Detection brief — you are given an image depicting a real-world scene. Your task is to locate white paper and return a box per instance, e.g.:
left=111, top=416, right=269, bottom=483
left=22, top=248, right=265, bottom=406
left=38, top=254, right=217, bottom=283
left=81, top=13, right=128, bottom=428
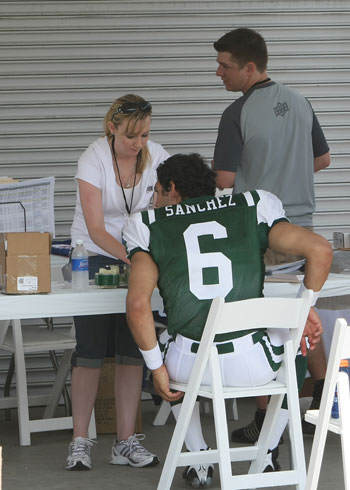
left=265, top=259, right=305, bottom=275
left=0, top=176, right=55, bottom=235
left=17, top=276, right=38, bottom=291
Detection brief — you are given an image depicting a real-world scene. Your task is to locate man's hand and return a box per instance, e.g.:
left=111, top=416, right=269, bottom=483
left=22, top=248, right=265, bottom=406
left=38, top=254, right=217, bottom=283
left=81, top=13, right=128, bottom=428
left=300, top=307, right=323, bottom=357
left=152, top=364, right=184, bottom=403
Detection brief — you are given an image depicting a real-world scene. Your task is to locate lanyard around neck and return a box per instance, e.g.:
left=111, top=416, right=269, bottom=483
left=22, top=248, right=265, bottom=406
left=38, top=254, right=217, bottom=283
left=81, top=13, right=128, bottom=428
left=111, top=135, right=137, bottom=216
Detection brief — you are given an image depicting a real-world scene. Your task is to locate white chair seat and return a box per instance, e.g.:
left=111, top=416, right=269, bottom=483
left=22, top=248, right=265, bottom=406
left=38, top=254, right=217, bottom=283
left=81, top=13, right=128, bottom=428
left=0, top=319, right=97, bottom=445
left=3, top=325, right=75, bottom=351
left=305, top=409, right=342, bottom=435
left=171, top=379, right=287, bottom=399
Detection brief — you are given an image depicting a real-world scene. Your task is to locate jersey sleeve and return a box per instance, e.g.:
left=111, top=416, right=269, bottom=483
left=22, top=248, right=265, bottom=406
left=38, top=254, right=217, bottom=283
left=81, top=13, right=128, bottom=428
left=123, top=212, right=151, bottom=258
left=255, top=190, right=289, bottom=228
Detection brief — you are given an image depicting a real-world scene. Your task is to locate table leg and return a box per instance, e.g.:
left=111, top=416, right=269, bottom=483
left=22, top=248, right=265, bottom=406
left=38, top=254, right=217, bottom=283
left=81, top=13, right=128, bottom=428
left=12, top=319, right=31, bottom=446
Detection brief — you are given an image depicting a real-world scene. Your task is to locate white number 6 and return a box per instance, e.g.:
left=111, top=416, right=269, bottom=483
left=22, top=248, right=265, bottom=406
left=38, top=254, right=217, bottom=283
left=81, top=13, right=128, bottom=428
left=183, top=221, right=233, bottom=300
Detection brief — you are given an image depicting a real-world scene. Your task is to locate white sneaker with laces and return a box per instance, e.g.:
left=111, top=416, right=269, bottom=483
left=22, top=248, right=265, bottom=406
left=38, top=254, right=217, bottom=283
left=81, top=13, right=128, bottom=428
left=109, top=433, right=159, bottom=468
left=65, top=436, right=95, bottom=471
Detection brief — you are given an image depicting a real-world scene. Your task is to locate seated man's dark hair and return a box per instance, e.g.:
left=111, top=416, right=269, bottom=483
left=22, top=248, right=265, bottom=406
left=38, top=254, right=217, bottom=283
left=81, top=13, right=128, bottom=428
left=214, top=27, right=268, bottom=72
left=157, top=153, right=216, bottom=199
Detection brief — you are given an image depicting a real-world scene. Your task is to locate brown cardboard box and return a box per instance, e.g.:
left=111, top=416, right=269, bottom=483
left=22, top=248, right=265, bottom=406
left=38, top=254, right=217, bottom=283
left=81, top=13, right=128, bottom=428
left=94, top=358, right=142, bottom=434
left=0, top=232, right=51, bottom=294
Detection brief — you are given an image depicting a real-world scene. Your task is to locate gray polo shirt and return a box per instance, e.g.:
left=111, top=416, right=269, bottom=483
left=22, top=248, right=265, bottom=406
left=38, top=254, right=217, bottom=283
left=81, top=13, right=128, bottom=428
left=214, top=81, right=329, bottom=226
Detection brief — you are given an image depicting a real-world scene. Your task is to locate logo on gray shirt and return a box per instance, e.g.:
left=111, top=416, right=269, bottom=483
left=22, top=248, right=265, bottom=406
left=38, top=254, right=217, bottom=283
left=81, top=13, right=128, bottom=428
left=274, top=102, right=289, bottom=117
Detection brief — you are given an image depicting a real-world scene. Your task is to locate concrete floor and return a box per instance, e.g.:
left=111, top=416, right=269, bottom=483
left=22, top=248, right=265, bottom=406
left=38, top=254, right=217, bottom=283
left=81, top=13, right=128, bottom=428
left=0, top=397, right=345, bottom=490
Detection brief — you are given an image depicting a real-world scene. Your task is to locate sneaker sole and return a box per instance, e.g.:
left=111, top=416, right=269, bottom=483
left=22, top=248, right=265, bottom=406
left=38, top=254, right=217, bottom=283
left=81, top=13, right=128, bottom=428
left=65, top=461, right=91, bottom=471
left=183, top=475, right=213, bottom=488
left=109, top=454, right=159, bottom=468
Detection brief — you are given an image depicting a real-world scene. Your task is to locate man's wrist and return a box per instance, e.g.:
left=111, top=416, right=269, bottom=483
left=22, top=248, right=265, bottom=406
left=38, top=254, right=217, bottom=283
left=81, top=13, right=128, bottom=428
left=296, top=282, right=320, bottom=307
left=139, top=343, right=163, bottom=371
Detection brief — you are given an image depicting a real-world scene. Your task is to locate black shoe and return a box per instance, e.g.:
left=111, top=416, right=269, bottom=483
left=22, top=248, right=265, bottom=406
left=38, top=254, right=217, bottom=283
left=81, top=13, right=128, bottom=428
left=183, top=449, right=214, bottom=488
left=231, top=408, right=284, bottom=444
left=302, top=379, right=324, bottom=435
left=231, top=408, right=266, bottom=443
left=263, top=446, right=281, bottom=472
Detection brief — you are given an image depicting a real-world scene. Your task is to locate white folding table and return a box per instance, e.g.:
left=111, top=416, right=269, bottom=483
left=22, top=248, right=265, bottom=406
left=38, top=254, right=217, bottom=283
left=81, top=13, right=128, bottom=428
left=0, top=282, right=163, bottom=444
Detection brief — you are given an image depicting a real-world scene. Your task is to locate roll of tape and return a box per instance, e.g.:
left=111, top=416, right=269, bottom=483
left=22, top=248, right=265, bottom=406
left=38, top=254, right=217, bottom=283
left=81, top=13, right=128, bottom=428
left=95, top=273, right=119, bottom=287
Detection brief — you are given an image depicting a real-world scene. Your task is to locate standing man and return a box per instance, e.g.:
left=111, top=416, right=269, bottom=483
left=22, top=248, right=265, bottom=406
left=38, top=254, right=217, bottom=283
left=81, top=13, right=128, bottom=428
left=213, top=28, right=331, bottom=440
left=124, top=153, right=332, bottom=488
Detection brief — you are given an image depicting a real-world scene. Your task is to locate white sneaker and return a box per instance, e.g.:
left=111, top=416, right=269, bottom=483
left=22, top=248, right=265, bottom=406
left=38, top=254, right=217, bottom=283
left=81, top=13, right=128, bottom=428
left=183, top=463, right=214, bottom=488
left=182, top=447, right=214, bottom=488
left=109, top=433, right=159, bottom=468
left=65, top=436, right=95, bottom=471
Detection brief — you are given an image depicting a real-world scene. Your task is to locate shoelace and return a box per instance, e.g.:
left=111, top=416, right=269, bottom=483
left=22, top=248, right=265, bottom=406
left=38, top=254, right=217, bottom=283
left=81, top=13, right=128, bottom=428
left=124, top=434, right=150, bottom=454
left=70, top=437, right=95, bottom=456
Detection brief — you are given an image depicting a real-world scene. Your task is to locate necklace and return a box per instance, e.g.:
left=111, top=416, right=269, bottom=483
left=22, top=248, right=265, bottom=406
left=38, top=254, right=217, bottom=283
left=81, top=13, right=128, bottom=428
left=111, top=135, right=137, bottom=215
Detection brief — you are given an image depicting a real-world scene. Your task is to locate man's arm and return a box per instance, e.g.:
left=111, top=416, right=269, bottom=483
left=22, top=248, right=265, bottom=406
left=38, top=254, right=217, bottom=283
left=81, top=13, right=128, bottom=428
left=314, top=151, right=331, bottom=172
left=126, top=251, right=183, bottom=402
left=215, top=169, right=236, bottom=190
left=126, top=251, right=159, bottom=350
left=268, top=222, right=333, bottom=355
left=268, top=222, right=332, bottom=291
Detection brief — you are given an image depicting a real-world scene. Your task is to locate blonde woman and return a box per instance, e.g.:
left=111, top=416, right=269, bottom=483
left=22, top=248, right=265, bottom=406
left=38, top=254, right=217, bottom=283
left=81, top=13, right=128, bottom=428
left=67, top=95, right=170, bottom=471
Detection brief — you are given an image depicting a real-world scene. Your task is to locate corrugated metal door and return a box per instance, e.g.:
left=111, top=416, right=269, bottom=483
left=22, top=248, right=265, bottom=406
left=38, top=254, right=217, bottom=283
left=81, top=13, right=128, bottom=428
left=0, top=0, right=349, bottom=392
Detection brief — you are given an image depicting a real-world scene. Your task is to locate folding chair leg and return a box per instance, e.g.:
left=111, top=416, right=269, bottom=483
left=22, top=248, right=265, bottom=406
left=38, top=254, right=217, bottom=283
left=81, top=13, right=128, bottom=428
left=152, top=400, right=172, bottom=426
left=225, top=398, right=239, bottom=420
left=4, top=354, right=15, bottom=421
left=88, top=408, right=97, bottom=439
left=209, top=353, right=232, bottom=488
left=249, top=393, right=284, bottom=474
left=338, top=372, right=350, bottom=490
left=157, top=397, right=198, bottom=490
left=43, top=349, right=73, bottom=419
left=12, top=319, right=31, bottom=446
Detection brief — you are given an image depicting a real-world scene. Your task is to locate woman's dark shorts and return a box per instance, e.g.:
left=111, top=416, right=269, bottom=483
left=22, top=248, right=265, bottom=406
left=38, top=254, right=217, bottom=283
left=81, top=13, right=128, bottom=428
left=71, top=254, right=143, bottom=368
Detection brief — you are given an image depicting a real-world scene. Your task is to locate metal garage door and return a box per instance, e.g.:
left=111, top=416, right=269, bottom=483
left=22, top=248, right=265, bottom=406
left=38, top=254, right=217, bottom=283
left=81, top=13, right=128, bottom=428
left=0, top=0, right=349, bottom=391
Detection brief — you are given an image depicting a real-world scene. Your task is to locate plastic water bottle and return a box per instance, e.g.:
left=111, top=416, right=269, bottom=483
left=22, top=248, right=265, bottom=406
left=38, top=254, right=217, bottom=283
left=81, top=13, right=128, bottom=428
left=71, top=239, right=89, bottom=291
left=331, top=389, right=339, bottom=419
left=331, top=358, right=350, bottom=419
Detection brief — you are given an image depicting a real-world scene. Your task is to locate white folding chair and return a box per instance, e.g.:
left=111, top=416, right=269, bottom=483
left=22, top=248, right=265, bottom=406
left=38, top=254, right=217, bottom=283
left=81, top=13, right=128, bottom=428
left=305, top=317, right=350, bottom=490
left=157, top=291, right=313, bottom=490
left=0, top=318, right=96, bottom=445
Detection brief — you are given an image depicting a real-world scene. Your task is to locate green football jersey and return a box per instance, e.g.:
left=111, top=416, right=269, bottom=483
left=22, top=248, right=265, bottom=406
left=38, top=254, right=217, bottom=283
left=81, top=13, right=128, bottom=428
left=124, top=190, right=288, bottom=341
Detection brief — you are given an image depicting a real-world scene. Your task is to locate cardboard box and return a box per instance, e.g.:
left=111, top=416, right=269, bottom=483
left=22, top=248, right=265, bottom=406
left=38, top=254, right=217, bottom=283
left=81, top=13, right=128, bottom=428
left=94, top=358, right=142, bottom=434
left=0, top=232, right=51, bottom=294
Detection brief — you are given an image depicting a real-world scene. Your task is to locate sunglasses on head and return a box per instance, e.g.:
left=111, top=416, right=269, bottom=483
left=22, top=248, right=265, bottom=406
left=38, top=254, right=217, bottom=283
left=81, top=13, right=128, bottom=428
left=114, top=101, right=152, bottom=116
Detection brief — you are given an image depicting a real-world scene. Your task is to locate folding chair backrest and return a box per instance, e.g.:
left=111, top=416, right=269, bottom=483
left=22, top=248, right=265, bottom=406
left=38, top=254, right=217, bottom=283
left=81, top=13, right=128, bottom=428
left=322, top=318, right=350, bottom=401
left=340, top=322, right=350, bottom=359
left=160, top=290, right=313, bottom=490
left=305, top=317, right=350, bottom=490
left=198, top=291, right=313, bottom=363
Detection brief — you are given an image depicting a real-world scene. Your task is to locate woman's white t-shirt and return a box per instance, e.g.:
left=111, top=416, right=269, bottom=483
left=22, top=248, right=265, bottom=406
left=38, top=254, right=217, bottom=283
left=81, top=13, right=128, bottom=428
left=71, top=136, right=170, bottom=258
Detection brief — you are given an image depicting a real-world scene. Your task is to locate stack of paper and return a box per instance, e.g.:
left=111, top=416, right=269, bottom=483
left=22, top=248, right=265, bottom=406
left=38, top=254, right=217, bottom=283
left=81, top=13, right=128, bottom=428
left=265, top=259, right=305, bottom=283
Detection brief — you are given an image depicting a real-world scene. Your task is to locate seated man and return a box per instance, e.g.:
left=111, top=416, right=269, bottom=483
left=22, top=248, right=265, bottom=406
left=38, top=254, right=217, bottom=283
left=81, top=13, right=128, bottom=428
left=124, top=153, right=332, bottom=488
